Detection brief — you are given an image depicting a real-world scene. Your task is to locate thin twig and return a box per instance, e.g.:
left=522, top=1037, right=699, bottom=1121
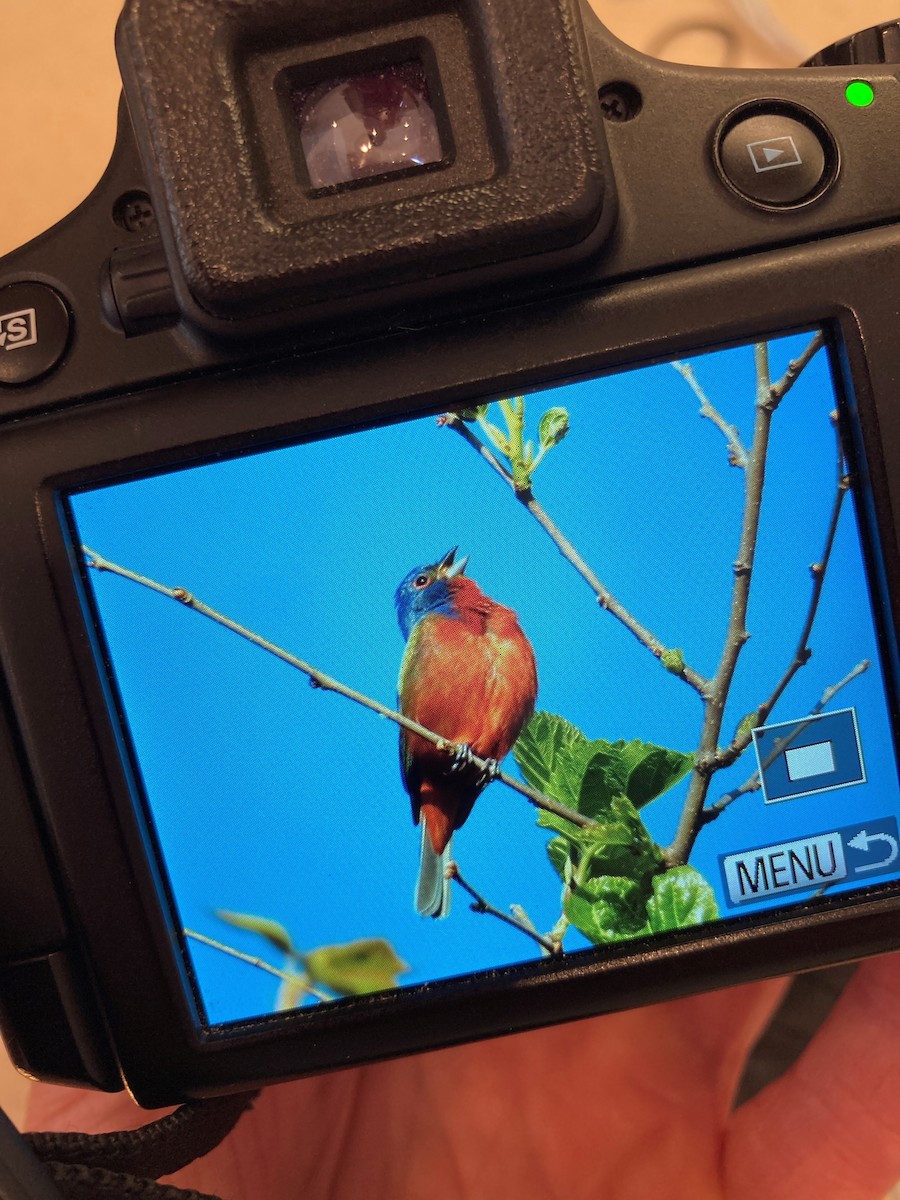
left=185, top=928, right=295, bottom=984
left=768, top=331, right=826, bottom=409
left=448, top=862, right=561, bottom=955
left=702, top=658, right=870, bottom=821
left=185, top=929, right=332, bottom=1002
left=82, top=546, right=594, bottom=831
left=673, top=360, right=749, bottom=468
left=438, top=415, right=712, bottom=698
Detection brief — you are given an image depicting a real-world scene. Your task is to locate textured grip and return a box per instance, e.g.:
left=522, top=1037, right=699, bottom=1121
left=804, top=20, right=900, bottom=66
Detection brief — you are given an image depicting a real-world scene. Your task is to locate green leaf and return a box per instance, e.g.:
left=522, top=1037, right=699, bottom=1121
left=564, top=876, right=649, bottom=944
left=579, top=809, right=660, bottom=883
left=546, top=835, right=571, bottom=880
left=305, top=939, right=410, bottom=997
left=579, top=742, right=692, bottom=816
left=541, top=799, right=660, bottom=886
left=626, top=747, right=694, bottom=809
left=215, top=910, right=297, bottom=956
left=515, top=712, right=594, bottom=814
left=645, top=867, right=719, bottom=932
left=537, top=808, right=587, bottom=840
left=542, top=811, right=634, bottom=852
left=538, top=406, right=570, bottom=449
left=564, top=867, right=718, bottom=946
left=517, top=714, right=691, bottom=821
left=577, top=748, right=627, bottom=819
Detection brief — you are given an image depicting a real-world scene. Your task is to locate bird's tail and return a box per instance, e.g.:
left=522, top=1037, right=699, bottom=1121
left=415, top=824, right=452, bottom=918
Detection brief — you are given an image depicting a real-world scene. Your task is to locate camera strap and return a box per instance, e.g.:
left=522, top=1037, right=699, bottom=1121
left=23, top=1090, right=259, bottom=1200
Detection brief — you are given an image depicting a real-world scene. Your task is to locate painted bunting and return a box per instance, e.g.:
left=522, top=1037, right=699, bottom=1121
left=395, top=548, right=538, bottom=917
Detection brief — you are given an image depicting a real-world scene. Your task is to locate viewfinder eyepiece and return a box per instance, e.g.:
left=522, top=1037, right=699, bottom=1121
left=292, top=61, right=445, bottom=190
left=116, top=0, right=612, bottom=336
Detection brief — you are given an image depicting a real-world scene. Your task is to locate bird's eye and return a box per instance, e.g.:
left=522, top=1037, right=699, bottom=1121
left=413, top=574, right=429, bottom=589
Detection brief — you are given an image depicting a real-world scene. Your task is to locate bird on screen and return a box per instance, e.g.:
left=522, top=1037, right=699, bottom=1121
left=395, top=547, right=538, bottom=918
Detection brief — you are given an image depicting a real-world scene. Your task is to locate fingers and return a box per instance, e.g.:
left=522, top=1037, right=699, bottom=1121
left=726, top=952, right=900, bottom=1200
left=662, top=975, right=792, bottom=1091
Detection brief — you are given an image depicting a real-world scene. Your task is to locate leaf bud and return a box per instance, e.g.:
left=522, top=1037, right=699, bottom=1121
left=457, top=404, right=489, bottom=423
left=734, top=710, right=760, bottom=742
left=661, top=648, right=685, bottom=675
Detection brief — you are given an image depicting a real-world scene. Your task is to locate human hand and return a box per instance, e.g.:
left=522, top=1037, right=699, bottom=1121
left=24, top=952, right=900, bottom=1200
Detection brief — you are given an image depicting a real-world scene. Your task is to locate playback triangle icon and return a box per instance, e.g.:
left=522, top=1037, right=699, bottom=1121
left=745, top=133, right=804, bottom=174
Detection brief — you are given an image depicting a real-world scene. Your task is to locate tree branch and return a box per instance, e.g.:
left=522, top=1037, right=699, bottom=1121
left=672, top=360, right=749, bottom=468
left=666, top=344, right=779, bottom=863
left=712, top=408, right=849, bottom=771
left=438, top=414, right=712, bottom=698
left=447, top=862, right=561, bottom=955
left=82, top=546, right=594, bottom=831
left=666, top=333, right=826, bottom=865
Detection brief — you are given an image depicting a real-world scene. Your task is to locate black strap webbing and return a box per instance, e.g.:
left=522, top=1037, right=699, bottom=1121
left=24, top=1091, right=259, bottom=1200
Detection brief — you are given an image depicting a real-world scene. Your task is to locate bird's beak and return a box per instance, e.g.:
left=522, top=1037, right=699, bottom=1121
left=437, top=546, right=468, bottom=578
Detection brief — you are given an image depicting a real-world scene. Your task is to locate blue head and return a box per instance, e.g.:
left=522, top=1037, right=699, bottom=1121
left=395, top=547, right=469, bottom=640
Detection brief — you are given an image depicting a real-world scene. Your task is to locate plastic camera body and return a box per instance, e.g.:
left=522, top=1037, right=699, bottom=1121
left=1, top=0, right=899, bottom=1107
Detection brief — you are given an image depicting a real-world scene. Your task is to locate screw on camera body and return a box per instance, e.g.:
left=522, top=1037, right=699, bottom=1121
left=114, top=191, right=157, bottom=234
left=598, top=81, right=642, bottom=122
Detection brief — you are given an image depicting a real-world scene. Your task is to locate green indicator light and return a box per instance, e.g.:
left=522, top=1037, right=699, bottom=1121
left=845, top=80, right=875, bottom=107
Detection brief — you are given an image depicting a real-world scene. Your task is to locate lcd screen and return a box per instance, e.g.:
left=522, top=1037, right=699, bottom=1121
left=65, top=329, right=900, bottom=1028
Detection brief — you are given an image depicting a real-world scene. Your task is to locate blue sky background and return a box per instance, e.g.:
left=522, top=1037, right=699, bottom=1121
left=66, top=331, right=900, bottom=1027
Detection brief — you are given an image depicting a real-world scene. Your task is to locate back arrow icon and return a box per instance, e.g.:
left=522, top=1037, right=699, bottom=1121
left=848, top=829, right=899, bottom=871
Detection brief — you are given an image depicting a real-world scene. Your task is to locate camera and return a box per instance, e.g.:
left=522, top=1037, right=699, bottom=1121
left=1, top=0, right=899, bottom=1107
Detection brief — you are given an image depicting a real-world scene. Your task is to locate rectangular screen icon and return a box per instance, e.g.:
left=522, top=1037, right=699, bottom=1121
left=752, top=708, right=865, bottom=803
left=785, top=740, right=836, bottom=782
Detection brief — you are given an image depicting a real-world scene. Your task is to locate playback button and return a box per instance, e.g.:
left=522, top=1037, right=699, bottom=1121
left=715, top=103, right=837, bottom=209
left=0, top=282, right=71, bottom=386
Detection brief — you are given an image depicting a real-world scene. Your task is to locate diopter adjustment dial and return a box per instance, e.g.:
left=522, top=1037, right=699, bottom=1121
left=804, top=20, right=900, bottom=66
